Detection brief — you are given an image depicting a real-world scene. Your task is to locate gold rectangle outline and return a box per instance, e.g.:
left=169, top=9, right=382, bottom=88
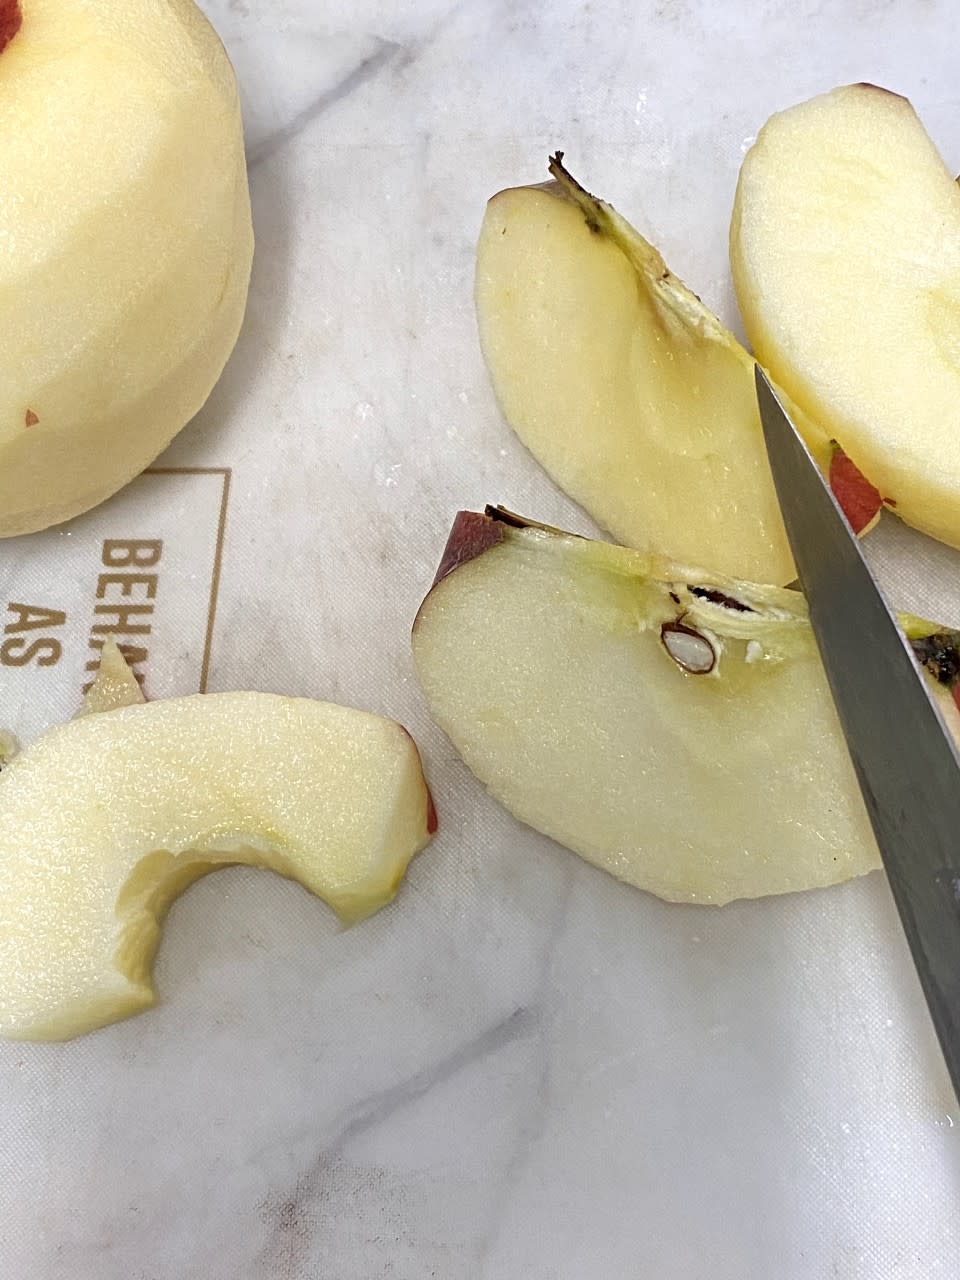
left=142, top=466, right=232, bottom=693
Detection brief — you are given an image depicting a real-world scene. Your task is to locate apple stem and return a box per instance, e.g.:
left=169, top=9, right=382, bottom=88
left=547, top=153, right=607, bottom=234
left=485, top=505, right=575, bottom=538
left=430, top=511, right=506, bottom=588
left=0, top=0, right=21, bottom=55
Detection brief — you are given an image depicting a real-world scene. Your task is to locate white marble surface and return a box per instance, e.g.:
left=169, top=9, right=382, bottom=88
left=3, top=1, right=960, bottom=1276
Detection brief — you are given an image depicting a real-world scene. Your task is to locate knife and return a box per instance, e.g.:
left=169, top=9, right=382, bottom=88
left=754, top=365, right=960, bottom=1101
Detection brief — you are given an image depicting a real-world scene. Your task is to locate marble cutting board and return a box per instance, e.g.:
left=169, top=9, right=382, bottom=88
left=1, top=1, right=959, bottom=1276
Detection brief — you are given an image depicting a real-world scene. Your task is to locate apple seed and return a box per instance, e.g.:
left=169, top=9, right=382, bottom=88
left=660, top=621, right=716, bottom=674
left=687, top=585, right=754, bottom=613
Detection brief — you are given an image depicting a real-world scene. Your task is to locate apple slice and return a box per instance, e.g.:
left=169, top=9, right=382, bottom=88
left=475, top=156, right=833, bottom=584
left=413, top=508, right=960, bottom=906
left=731, top=84, right=960, bottom=550
left=0, top=693, right=435, bottom=1041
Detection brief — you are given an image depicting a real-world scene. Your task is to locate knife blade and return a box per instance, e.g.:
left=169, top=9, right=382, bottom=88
left=754, top=365, right=960, bottom=1100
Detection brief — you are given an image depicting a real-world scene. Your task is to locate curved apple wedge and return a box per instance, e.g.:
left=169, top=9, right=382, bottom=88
left=414, top=509, right=960, bottom=907
left=0, top=694, right=435, bottom=1041
left=732, top=84, right=960, bottom=549
left=476, top=157, right=832, bottom=584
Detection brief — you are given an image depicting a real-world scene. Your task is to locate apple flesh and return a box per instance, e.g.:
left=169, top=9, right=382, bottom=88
left=731, top=84, right=960, bottom=551
left=413, top=508, right=960, bottom=906
left=475, top=156, right=834, bottom=584
left=0, top=0, right=253, bottom=536
left=0, top=693, right=435, bottom=1040
left=77, top=638, right=146, bottom=717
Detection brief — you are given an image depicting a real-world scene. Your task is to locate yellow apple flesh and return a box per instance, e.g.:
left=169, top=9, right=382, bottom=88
left=413, top=509, right=960, bottom=906
left=475, top=158, right=831, bottom=584
left=0, top=0, right=253, bottom=536
left=0, top=694, right=435, bottom=1040
left=732, top=84, right=960, bottom=550
left=77, top=637, right=146, bottom=716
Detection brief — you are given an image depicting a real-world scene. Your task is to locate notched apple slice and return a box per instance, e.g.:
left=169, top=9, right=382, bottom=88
left=414, top=509, right=960, bottom=907
left=476, top=155, right=833, bottom=584
left=0, top=694, right=435, bottom=1041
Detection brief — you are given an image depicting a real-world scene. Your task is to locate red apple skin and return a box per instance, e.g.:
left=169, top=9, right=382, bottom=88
left=413, top=511, right=505, bottom=642
left=829, top=445, right=884, bottom=535
left=854, top=82, right=909, bottom=103
left=431, top=510, right=505, bottom=588
left=0, top=0, right=21, bottom=54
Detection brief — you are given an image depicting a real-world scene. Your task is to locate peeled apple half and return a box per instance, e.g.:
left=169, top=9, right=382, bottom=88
left=413, top=508, right=960, bottom=906
left=0, top=0, right=254, bottom=536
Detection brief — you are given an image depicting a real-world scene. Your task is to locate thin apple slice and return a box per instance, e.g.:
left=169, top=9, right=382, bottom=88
left=0, top=693, right=435, bottom=1041
left=475, top=157, right=833, bottom=584
left=413, top=508, right=960, bottom=906
left=731, top=84, right=960, bottom=550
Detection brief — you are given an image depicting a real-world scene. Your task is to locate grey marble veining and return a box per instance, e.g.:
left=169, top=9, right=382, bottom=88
left=2, top=1, right=960, bottom=1276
